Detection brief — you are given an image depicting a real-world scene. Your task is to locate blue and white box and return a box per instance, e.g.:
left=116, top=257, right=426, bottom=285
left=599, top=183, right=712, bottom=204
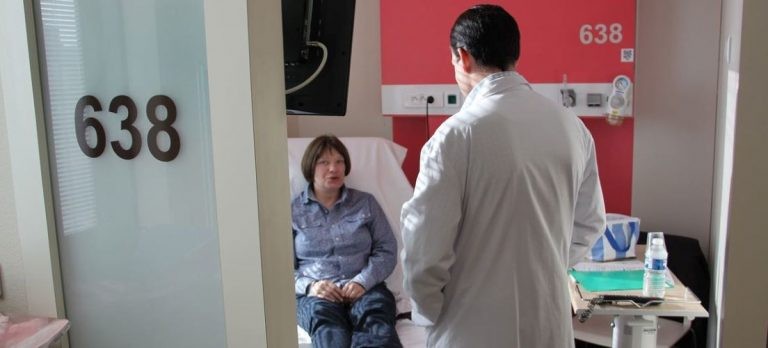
left=588, top=213, right=640, bottom=262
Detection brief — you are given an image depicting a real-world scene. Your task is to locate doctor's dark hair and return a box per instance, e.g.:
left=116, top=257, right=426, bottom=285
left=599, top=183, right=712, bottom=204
left=301, top=134, right=351, bottom=182
left=450, top=4, right=520, bottom=71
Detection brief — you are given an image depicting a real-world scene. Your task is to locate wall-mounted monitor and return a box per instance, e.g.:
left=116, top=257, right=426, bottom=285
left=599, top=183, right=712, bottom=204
left=282, top=0, right=356, bottom=116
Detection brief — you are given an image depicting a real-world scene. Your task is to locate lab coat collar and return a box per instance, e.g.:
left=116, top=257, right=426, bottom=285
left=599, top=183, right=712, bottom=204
left=461, top=71, right=531, bottom=111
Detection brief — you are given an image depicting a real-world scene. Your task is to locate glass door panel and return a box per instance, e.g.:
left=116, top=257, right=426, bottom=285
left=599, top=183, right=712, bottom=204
left=34, top=0, right=227, bottom=346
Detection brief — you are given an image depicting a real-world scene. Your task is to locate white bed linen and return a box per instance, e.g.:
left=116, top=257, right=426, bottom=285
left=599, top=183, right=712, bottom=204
left=297, top=320, right=426, bottom=348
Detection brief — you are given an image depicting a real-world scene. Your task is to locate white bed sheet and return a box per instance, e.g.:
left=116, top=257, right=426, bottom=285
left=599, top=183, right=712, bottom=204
left=297, top=320, right=426, bottom=348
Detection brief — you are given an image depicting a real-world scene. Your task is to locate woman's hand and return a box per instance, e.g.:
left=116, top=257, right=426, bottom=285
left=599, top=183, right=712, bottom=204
left=309, top=280, right=344, bottom=303
left=342, top=282, right=366, bottom=303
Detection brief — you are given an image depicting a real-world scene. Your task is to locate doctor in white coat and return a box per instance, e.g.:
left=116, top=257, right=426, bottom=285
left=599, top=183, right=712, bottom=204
left=401, top=5, right=606, bottom=348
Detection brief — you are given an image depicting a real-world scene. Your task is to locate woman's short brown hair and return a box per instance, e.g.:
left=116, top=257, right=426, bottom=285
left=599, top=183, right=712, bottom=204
left=301, top=135, right=351, bottom=182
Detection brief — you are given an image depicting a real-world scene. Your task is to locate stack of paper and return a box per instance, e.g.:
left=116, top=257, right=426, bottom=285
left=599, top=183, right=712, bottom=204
left=572, top=260, right=644, bottom=272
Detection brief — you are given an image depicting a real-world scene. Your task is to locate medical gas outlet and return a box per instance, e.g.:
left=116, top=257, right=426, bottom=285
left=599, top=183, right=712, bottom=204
left=606, top=75, right=632, bottom=116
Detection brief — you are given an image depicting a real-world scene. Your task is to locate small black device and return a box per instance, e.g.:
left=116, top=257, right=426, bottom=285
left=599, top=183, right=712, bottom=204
left=282, top=0, right=356, bottom=116
left=598, top=295, right=664, bottom=306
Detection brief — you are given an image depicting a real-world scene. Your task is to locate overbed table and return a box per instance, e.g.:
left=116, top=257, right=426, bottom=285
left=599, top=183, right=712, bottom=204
left=569, top=247, right=708, bottom=348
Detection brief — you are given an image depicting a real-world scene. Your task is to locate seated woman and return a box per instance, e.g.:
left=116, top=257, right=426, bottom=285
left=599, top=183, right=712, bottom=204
left=292, top=135, right=402, bottom=348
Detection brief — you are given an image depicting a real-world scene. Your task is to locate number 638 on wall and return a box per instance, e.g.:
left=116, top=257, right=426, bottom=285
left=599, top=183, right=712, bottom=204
left=74, top=95, right=180, bottom=162
left=579, top=23, right=623, bottom=45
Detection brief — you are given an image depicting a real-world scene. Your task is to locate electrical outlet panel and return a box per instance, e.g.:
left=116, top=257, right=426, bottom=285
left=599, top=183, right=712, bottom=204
left=384, top=83, right=632, bottom=117
left=403, top=93, right=443, bottom=108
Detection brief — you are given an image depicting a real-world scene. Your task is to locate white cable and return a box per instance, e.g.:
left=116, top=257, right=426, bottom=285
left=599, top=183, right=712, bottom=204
left=286, top=41, right=328, bottom=94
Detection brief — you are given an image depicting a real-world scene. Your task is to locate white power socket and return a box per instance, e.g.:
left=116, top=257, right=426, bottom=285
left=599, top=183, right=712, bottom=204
left=403, top=93, right=443, bottom=108
left=382, top=84, right=463, bottom=115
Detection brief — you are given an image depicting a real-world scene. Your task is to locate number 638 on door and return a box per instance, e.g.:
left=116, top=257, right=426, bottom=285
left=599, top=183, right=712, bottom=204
left=74, top=95, right=180, bottom=162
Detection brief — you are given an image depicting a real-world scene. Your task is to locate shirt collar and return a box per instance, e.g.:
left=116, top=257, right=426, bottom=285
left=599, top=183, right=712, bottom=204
left=461, top=71, right=531, bottom=111
left=302, top=183, right=349, bottom=206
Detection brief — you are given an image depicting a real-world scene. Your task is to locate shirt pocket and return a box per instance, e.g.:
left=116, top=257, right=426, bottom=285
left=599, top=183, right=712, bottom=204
left=294, top=218, right=326, bottom=242
left=346, top=210, right=371, bottom=224
left=296, top=218, right=323, bottom=230
left=342, top=211, right=372, bottom=236
left=337, top=211, right=372, bottom=253
left=294, top=218, right=330, bottom=258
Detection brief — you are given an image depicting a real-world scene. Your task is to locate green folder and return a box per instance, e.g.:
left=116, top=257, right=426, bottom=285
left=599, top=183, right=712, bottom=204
left=569, top=270, right=645, bottom=292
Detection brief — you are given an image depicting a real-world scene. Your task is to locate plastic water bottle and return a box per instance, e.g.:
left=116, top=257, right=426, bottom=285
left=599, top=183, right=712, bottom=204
left=643, top=238, right=668, bottom=298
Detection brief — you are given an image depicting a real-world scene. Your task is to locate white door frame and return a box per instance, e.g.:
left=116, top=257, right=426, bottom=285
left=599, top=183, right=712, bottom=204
left=205, top=0, right=297, bottom=346
left=0, top=0, right=64, bottom=319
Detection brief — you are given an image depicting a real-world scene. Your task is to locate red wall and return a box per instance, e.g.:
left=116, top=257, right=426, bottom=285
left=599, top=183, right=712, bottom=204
left=382, top=0, right=636, bottom=214
left=381, top=0, right=636, bottom=84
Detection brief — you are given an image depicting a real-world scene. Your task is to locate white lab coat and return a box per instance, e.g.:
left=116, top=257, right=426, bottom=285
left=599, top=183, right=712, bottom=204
left=401, top=71, right=606, bottom=348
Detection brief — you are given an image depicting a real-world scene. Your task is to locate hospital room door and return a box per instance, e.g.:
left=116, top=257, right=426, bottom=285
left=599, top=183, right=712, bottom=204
left=28, top=0, right=294, bottom=346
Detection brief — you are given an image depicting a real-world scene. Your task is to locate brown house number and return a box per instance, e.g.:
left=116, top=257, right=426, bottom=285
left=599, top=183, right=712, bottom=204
left=74, top=95, right=180, bottom=162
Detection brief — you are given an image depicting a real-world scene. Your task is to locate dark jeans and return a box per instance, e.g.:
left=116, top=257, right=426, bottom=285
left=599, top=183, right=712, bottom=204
left=296, top=283, right=403, bottom=348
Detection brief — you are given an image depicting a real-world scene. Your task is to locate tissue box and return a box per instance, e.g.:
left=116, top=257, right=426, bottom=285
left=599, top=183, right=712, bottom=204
left=588, top=213, right=640, bottom=261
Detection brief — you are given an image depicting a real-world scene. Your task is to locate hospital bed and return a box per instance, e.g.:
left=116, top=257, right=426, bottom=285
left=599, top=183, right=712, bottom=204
left=287, top=137, right=427, bottom=348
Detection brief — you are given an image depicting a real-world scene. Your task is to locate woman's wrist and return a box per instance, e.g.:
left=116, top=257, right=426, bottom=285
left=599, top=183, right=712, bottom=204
left=306, top=280, right=316, bottom=295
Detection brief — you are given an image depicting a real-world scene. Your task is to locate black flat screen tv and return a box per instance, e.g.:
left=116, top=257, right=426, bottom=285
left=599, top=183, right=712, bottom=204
left=282, top=0, right=356, bottom=116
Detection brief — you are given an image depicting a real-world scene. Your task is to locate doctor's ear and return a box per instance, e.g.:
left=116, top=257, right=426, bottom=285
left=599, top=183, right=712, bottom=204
left=454, top=47, right=473, bottom=73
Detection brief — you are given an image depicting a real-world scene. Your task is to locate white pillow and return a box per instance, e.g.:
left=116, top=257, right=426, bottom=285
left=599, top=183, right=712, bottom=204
left=287, top=137, right=414, bottom=314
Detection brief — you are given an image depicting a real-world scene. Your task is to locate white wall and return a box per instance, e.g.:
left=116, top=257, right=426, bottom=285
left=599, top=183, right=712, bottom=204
left=719, top=0, right=768, bottom=345
left=208, top=0, right=297, bottom=345
left=0, top=72, right=28, bottom=314
left=1, top=0, right=63, bottom=318
left=633, top=0, right=722, bottom=257
left=287, top=0, right=392, bottom=139
left=709, top=0, right=742, bottom=343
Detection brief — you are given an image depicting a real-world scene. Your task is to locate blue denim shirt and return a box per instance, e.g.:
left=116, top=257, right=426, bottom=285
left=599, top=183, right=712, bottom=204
left=292, top=185, right=397, bottom=295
